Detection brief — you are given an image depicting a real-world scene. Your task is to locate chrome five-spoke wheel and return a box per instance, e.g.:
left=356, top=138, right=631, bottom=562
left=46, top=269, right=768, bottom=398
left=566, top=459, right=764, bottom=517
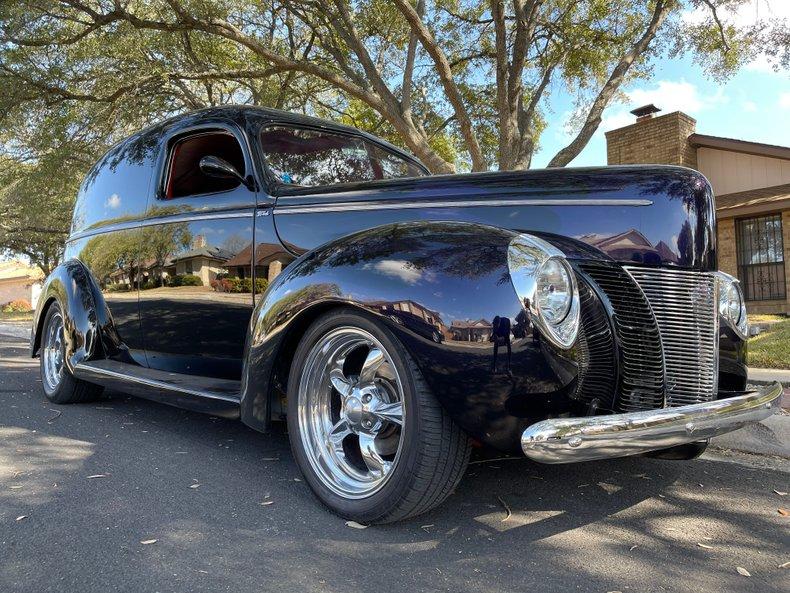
left=288, top=309, right=471, bottom=523
left=42, top=310, right=65, bottom=393
left=297, top=327, right=405, bottom=498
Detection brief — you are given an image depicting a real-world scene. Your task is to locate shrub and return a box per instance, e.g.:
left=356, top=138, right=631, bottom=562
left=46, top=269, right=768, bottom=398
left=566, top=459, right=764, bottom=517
left=141, top=280, right=158, bottom=290
left=1, top=299, right=32, bottom=313
left=210, top=276, right=268, bottom=293
left=170, top=274, right=203, bottom=287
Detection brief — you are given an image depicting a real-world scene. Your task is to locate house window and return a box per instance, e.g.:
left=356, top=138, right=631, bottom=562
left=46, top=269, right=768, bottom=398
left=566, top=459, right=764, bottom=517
left=735, top=214, right=786, bottom=301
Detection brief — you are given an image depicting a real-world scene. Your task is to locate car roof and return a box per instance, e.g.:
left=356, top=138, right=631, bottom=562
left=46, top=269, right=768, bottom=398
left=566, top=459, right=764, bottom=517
left=121, top=105, right=424, bottom=170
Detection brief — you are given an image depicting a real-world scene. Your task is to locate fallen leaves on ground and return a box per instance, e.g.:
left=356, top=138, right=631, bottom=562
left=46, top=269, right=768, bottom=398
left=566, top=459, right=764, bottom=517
left=260, top=501, right=274, bottom=506
left=497, top=496, right=512, bottom=522
left=775, top=490, right=788, bottom=496
left=697, top=543, right=714, bottom=549
left=86, top=474, right=107, bottom=479
left=140, top=539, right=157, bottom=545
left=345, top=521, right=368, bottom=529
left=15, top=515, right=27, bottom=522
left=736, top=567, right=751, bottom=577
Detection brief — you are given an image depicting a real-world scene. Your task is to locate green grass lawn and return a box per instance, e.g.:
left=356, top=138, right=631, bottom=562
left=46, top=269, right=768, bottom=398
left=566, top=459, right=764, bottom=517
left=748, top=318, right=790, bottom=370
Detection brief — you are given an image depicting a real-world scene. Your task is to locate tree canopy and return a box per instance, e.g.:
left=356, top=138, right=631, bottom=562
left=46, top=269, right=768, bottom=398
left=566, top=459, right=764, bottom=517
left=0, top=0, right=785, bottom=272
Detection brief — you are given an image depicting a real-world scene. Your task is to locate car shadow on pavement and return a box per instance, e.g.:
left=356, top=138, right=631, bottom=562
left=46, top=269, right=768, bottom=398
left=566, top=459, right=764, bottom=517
left=1, top=336, right=787, bottom=593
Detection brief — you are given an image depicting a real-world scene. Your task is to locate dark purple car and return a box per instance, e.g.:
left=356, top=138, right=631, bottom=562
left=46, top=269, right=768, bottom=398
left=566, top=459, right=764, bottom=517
left=31, top=106, right=782, bottom=523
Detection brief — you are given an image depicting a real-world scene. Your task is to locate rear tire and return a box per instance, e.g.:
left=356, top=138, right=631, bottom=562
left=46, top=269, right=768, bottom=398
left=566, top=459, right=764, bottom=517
left=39, top=302, right=103, bottom=404
left=287, top=308, right=471, bottom=524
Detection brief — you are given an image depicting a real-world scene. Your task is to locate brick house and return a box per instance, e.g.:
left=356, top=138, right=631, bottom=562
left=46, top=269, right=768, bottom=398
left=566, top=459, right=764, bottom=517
left=606, top=105, right=790, bottom=315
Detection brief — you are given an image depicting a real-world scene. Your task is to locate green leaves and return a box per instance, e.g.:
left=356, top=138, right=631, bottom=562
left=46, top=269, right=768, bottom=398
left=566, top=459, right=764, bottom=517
left=0, top=1, right=782, bottom=266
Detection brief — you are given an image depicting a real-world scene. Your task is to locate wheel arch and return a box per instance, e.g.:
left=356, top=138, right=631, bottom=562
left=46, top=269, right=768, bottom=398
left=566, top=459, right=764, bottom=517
left=238, top=220, right=529, bottom=437
left=30, top=259, right=109, bottom=371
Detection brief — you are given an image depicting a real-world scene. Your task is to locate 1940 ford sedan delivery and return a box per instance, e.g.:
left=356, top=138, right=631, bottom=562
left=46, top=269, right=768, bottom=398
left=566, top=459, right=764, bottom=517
left=31, top=106, right=783, bottom=523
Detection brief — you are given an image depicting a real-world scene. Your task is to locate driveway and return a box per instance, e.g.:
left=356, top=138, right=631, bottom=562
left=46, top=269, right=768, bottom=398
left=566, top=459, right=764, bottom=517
left=0, top=334, right=787, bottom=593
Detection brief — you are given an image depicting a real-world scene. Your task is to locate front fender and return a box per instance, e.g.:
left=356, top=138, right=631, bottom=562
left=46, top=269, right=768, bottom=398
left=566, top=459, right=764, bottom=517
left=31, top=259, right=110, bottom=371
left=241, top=221, right=582, bottom=452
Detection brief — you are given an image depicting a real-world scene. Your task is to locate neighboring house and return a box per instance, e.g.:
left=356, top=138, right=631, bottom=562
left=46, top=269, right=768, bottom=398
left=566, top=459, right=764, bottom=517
left=451, top=319, right=492, bottom=342
left=168, top=244, right=233, bottom=286
left=0, top=260, right=43, bottom=308
left=224, top=243, right=296, bottom=283
left=606, top=105, right=790, bottom=315
left=579, top=228, right=678, bottom=264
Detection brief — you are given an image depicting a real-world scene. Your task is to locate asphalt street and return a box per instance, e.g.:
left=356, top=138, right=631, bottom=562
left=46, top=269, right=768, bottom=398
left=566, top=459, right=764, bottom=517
left=0, top=332, right=788, bottom=593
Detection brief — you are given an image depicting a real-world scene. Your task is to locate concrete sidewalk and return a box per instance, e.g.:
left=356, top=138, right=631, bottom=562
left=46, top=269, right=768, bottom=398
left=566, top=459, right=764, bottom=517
left=748, top=366, right=790, bottom=386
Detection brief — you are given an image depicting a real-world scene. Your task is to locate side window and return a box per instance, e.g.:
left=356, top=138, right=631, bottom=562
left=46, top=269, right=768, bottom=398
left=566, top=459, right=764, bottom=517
left=259, top=126, right=425, bottom=188
left=71, top=132, right=159, bottom=234
left=165, top=131, right=245, bottom=199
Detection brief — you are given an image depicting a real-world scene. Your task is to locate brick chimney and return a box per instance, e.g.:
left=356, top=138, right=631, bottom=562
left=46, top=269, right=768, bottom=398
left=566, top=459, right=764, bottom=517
left=605, top=106, right=697, bottom=168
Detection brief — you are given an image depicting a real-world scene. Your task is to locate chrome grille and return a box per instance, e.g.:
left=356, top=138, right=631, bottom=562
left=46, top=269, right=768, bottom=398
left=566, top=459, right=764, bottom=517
left=574, top=279, right=617, bottom=411
left=625, top=267, right=718, bottom=407
left=577, top=262, right=665, bottom=413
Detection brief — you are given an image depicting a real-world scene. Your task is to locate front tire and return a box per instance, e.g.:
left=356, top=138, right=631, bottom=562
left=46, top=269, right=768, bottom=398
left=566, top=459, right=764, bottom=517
left=287, top=308, right=471, bottom=524
left=39, top=302, right=103, bottom=404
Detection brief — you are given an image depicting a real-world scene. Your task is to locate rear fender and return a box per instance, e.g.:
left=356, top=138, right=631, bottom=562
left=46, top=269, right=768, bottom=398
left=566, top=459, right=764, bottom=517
left=31, top=260, right=111, bottom=371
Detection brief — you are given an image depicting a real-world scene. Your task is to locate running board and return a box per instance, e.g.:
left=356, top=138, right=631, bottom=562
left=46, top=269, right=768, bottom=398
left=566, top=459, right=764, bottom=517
left=73, top=360, right=241, bottom=418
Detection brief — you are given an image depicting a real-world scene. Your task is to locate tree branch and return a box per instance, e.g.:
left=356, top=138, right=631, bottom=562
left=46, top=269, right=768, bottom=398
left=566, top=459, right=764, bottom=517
left=393, top=0, right=486, bottom=171
left=547, top=0, right=673, bottom=167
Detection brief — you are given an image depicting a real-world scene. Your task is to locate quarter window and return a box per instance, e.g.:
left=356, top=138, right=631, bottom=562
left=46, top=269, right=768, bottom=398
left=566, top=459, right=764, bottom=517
left=259, top=126, right=425, bottom=187
left=735, top=213, right=786, bottom=301
left=165, top=131, right=245, bottom=198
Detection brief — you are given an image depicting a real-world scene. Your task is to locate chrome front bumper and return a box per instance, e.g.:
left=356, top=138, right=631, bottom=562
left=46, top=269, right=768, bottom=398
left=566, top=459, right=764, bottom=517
left=521, top=382, right=783, bottom=463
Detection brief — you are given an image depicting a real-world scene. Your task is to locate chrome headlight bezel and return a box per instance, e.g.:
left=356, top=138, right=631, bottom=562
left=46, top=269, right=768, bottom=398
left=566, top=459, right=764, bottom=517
left=507, top=234, right=580, bottom=349
left=715, top=271, right=748, bottom=339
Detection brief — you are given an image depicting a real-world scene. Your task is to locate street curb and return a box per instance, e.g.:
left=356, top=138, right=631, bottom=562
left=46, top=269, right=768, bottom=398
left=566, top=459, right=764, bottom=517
left=710, top=413, right=790, bottom=459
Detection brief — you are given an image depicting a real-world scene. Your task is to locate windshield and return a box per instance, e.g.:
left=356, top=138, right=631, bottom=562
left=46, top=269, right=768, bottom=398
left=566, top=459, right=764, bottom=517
left=259, top=126, right=426, bottom=188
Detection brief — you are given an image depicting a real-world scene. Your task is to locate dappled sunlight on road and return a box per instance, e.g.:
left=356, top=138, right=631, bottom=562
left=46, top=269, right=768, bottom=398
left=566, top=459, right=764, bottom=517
left=0, top=426, right=95, bottom=507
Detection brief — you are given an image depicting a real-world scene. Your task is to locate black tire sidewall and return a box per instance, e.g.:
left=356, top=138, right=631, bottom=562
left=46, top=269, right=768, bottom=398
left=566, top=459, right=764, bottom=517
left=287, top=309, right=429, bottom=523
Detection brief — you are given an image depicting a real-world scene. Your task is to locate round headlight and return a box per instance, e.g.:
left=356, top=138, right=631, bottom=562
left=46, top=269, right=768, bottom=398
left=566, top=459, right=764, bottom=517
left=536, top=258, right=572, bottom=324
left=721, top=283, right=742, bottom=323
left=716, top=272, right=748, bottom=339
left=507, top=234, right=580, bottom=350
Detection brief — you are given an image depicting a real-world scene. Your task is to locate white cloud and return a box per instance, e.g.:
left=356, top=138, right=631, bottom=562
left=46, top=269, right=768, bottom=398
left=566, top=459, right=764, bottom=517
left=779, top=92, right=790, bottom=109
left=365, top=259, right=423, bottom=284
left=598, top=80, right=728, bottom=134
left=683, top=1, right=790, bottom=74
left=105, top=193, right=121, bottom=209
left=626, top=80, right=728, bottom=115
left=682, top=0, right=790, bottom=27
left=742, top=100, right=758, bottom=112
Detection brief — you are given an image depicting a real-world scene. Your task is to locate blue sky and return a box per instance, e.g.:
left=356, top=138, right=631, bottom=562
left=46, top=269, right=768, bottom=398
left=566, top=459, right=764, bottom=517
left=532, top=3, right=790, bottom=168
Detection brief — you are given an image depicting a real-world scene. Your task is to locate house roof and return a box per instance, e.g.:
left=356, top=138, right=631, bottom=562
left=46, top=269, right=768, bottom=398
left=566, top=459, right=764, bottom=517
left=716, top=183, right=790, bottom=217
left=224, top=243, right=295, bottom=268
left=580, top=228, right=653, bottom=249
left=0, top=260, right=43, bottom=282
left=451, top=318, right=491, bottom=329
left=689, top=134, right=790, bottom=161
left=169, top=246, right=234, bottom=263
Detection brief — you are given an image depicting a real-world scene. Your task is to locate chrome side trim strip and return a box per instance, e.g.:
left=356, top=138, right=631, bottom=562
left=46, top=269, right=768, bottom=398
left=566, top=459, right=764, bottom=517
left=74, top=362, right=240, bottom=403
left=275, top=198, right=652, bottom=215
left=67, top=210, right=254, bottom=242
left=521, top=381, right=783, bottom=463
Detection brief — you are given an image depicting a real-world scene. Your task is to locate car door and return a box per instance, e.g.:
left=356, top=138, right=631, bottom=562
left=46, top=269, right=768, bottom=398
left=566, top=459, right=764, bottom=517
left=138, top=121, right=258, bottom=380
